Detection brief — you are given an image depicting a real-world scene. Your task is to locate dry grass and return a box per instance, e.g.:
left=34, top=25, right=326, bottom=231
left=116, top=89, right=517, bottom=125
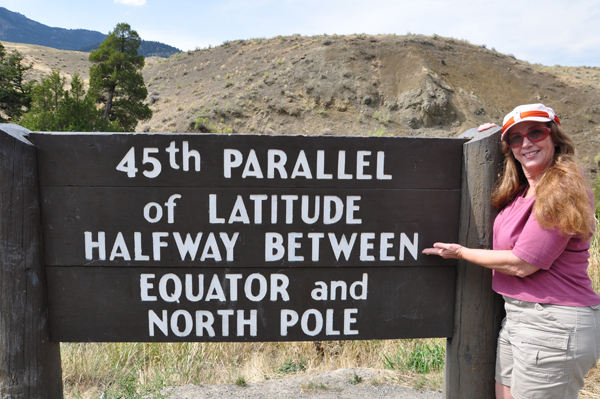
left=61, top=339, right=444, bottom=398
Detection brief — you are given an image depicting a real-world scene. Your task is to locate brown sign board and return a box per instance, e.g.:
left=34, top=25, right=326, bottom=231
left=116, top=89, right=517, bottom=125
left=29, top=133, right=467, bottom=342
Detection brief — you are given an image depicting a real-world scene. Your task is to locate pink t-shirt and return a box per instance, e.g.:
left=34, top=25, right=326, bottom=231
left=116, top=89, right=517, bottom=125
left=492, top=190, right=600, bottom=306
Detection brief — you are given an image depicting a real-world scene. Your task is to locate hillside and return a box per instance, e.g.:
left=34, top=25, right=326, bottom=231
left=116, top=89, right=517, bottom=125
left=0, top=7, right=180, bottom=57
left=138, top=34, right=600, bottom=176
left=4, top=33, right=600, bottom=177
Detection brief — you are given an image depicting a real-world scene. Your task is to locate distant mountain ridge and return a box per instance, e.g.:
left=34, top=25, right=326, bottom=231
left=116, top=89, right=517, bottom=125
left=0, top=7, right=180, bottom=57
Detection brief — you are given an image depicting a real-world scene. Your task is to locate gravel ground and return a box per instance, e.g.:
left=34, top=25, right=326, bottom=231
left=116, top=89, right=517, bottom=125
left=163, top=369, right=443, bottom=399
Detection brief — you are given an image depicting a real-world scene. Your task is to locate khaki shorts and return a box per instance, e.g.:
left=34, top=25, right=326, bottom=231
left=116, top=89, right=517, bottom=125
left=496, top=296, right=600, bottom=399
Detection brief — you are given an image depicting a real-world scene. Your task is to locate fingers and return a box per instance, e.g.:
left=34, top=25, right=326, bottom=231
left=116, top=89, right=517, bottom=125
left=477, top=123, right=498, bottom=132
left=422, top=243, right=461, bottom=259
left=421, top=248, right=440, bottom=255
left=422, top=242, right=451, bottom=255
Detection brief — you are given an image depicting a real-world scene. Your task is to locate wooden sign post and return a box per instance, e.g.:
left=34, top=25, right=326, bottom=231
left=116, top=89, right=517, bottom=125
left=0, top=125, right=63, bottom=399
left=0, top=126, right=503, bottom=399
left=444, top=127, right=504, bottom=399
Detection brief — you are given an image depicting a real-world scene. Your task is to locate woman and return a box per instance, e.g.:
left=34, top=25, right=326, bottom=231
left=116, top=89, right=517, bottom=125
left=423, top=103, right=600, bottom=399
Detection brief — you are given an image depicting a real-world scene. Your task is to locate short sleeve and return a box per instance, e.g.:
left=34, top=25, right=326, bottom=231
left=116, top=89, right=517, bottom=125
left=511, top=211, right=571, bottom=270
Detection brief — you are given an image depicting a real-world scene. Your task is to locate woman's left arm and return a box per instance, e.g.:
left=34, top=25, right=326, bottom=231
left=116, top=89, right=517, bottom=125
left=422, top=243, right=540, bottom=278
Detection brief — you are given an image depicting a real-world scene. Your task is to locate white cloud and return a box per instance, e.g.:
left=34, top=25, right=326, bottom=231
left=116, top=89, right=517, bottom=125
left=114, top=0, right=147, bottom=6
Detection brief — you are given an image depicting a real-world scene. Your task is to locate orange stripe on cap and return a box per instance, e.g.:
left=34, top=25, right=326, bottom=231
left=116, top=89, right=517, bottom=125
left=501, top=110, right=561, bottom=134
left=501, top=117, right=516, bottom=133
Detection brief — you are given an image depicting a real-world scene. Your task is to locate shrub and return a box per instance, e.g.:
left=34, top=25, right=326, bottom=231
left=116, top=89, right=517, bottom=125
left=235, top=376, right=246, bottom=387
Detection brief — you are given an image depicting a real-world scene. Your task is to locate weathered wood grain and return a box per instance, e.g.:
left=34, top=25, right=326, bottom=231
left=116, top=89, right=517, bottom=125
left=0, top=125, right=63, bottom=399
left=443, top=126, right=505, bottom=399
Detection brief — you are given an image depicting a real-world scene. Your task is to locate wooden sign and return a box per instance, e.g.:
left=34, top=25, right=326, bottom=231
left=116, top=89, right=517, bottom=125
left=30, top=133, right=467, bottom=342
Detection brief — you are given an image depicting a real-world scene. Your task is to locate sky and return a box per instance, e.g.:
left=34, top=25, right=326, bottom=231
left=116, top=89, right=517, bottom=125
left=3, top=0, right=600, bottom=67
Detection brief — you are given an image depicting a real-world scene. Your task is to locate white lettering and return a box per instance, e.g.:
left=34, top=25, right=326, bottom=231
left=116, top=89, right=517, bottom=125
left=110, top=232, right=131, bottom=261
left=291, top=150, right=312, bottom=179
left=359, top=232, right=375, bottom=261
left=244, top=273, right=268, bottom=302
left=323, top=196, right=344, bottom=224
left=316, top=150, right=333, bottom=179
left=85, top=231, right=106, bottom=260
left=200, top=232, right=221, bottom=261
left=377, top=151, right=392, bottom=180
left=228, top=195, right=251, bottom=224
left=217, top=309, right=234, bottom=336
left=267, top=149, right=287, bottom=179
left=350, top=274, right=368, bottom=300
left=173, top=232, right=202, bottom=260
left=337, top=151, right=352, bottom=179
left=356, top=151, right=372, bottom=179
left=148, top=310, right=168, bottom=337
left=265, top=232, right=285, bottom=261
left=326, top=309, right=340, bottom=335
left=242, top=149, right=264, bottom=178
left=159, top=273, right=182, bottom=303
left=185, top=274, right=204, bottom=301
left=288, top=232, right=304, bottom=261
left=140, top=274, right=157, bottom=301
left=237, top=309, right=257, bottom=336
left=301, top=309, right=323, bottom=336
left=400, top=232, right=419, bottom=261
left=209, top=194, right=225, bottom=224
left=166, top=141, right=180, bottom=169
left=328, top=233, right=357, bottom=261
left=280, top=310, right=299, bottom=336
left=344, top=309, right=359, bottom=335
left=182, top=141, right=201, bottom=172
left=152, top=232, right=169, bottom=260
left=205, top=275, right=226, bottom=301
left=164, top=194, right=181, bottom=224
left=143, top=202, right=163, bottom=223
left=195, top=310, right=215, bottom=337
left=134, top=232, right=150, bottom=261
left=223, top=149, right=243, bottom=178
left=171, top=310, right=193, bottom=337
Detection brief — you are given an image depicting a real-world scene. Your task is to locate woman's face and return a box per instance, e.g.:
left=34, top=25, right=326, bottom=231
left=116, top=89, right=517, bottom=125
left=508, top=120, right=556, bottom=182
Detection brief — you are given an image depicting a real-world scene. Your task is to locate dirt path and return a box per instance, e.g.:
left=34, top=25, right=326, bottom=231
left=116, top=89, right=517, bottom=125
left=164, top=369, right=443, bottom=399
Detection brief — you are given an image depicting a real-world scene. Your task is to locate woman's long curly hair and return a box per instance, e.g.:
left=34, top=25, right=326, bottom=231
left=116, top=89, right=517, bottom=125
left=491, top=122, right=594, bottom=237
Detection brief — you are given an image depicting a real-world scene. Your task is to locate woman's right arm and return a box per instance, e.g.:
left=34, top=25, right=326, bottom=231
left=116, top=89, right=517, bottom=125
left=422, top=243, right=540, bottom=278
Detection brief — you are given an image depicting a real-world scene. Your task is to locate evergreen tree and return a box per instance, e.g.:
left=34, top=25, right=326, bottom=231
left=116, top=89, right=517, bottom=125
left=20, top=69, right=119, bottom=132
left=89, top=23, right=152, bottom=131
left=0, top=43, right=34, bottom=122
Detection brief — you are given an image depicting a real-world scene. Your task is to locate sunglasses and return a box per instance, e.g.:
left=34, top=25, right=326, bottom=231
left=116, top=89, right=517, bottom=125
left=505, top=126, right=551, bottom=148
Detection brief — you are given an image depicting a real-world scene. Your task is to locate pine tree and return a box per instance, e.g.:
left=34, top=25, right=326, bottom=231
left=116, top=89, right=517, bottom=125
left=0, top=43, right=34, bottom=122
left=88, top=23, right=152, bottom=131
left=20, top=69, right=119, bottom=132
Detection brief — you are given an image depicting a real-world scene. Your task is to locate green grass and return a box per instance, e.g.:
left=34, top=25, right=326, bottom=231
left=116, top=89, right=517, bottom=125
left=234, top=375, right=247, bottom=387
left=101, top=371, right=170, bottom=399
left=372, top=110, right=390, bottom=124
left=383, top=340, right=445, bottom=374
left=368, top=127, right=387, bottom=136
left=349, top=371, right=363, bottom=385
left=277, top=358, right=307, bottom=375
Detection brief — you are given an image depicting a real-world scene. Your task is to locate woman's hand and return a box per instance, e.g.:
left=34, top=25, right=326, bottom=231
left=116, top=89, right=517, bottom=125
left=477, top=123, right=498, bottom=132
left=422, top=243, right=540, bottom=278
left=422, top=243, right=465, bottom=259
